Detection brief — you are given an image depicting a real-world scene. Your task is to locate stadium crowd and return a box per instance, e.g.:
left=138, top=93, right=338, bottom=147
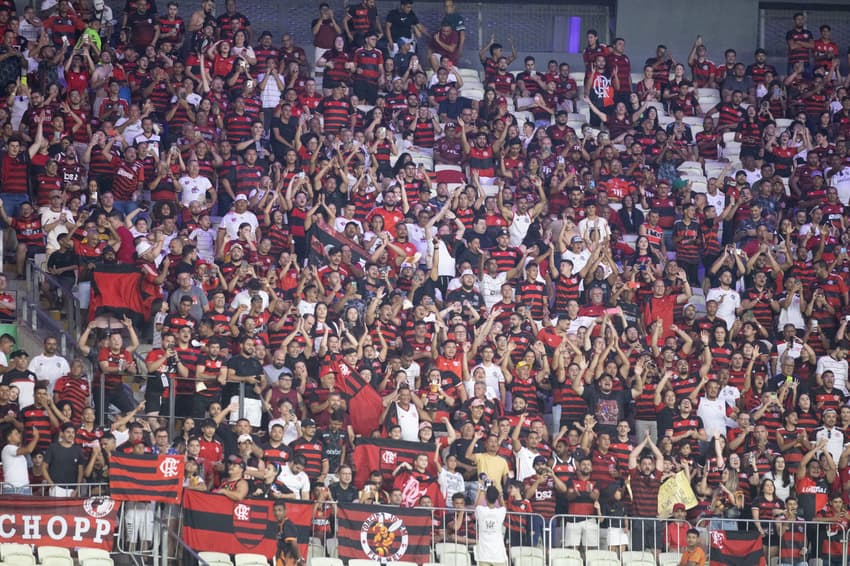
left=2, top=0, right=850, bottom=562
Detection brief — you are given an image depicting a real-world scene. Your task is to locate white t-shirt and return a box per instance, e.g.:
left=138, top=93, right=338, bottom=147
left=178, top=175, right=213, bottom=207
left=514, top=446, right=539, bottom=482
left=1, top=444, right=29, bottom=487
left=475, top=505, right=508, bottom=563
left=277, top=465, right=311, bottom=499
left=396, top=402, right=420, bottom=442
left=481, top=272, right=507, bottom=311
left=189, top=227, right=217, bottom=263
left=220, top=210, right=259, bottom=241
left=474, top=362, right=505, bottom=400
left=816, top=355, right=850, bottom=395
left=706, top=287, right=740, bottom=330
left=28, top=354, right=70, bottom=393
left=697, top=396, right=729, bottom=439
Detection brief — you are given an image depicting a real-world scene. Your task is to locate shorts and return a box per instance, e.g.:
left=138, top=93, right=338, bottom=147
left=123, top=502, right=155, bottom=544
left=606, top=527, right=630, bottom=547
left=564, top=518, right=599, bottom=548
left=229, top=395, right=263, bottom=428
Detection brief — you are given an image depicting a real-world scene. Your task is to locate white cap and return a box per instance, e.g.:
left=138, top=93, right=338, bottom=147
left=135, top=240, right=153, bottom=256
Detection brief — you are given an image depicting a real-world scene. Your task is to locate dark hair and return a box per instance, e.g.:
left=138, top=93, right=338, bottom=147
left=485, top=485, right=499, bottom=504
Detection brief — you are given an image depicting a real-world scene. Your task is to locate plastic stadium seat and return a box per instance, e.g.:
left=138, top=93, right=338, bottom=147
left=234, top=554, right=269, bottom=566
left=435, top=542, right=468, bottom=558
left=658, top=552, right=682, bottom=566
left=775, top=118, right=793, bottom=129
left=439, top=551, right=471, bottom=566
left=509, top=545, right=545, bottom=566
left=622, top=550, right=658, bottom=565
left=677, top=161, right=704, bottom=174
left=550, top=558, right=582, bottom=566
left=0, top=544, right=32, bottom=561
left=308, top=559, right=342, bottom=566
left=3, top=551, right=35, bottom=566
left=386, top=562, right=417, bottom=566
left=585, top=550, right=620, bottom=563
left=76, top=550, right=111, bottom=562
left=198, top=552, right=233, bottom=566
left=586, top=560, right=620, bottom=566
left=347, top=560, right=381, bottom=566
left=40, top=558, right=73, bottom=566
left=37, top=547, right=71, bottom=562
left=79, top=559, right=114, bottom=566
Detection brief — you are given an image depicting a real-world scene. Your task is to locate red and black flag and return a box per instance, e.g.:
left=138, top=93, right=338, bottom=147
left=709, top=529, right=766, bottom=566
left=88, top=264, right=151, bottom=325
left=182, top=491, right=278, bottom=558
left=351, top=437, right=436, bottom=488
left=331, top=358, right=383, bottom=436
left=109, top=453, right=184, bottom=503
left=337, top=503, right=432, bottom=564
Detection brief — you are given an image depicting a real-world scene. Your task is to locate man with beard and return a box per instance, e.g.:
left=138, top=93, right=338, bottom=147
left=392, top=452, right=444, bottom=508
left=194, top=338, right=227, bottom=418
left=225, top=335, right=266, bottom=427
left=573, top=369, right=644, bottom=438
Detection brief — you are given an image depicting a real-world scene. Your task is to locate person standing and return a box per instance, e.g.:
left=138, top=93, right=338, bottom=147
left=1, top=426, right=39, bottom=494
left=628, top=431, right=665, bottom=552
left=28, top=336, right=71, bottom=395
left=475, top=485, right=508, bottom=566
left=225, top=335, right=266, bottom=428
left=43, top=422, right=85, bottom=497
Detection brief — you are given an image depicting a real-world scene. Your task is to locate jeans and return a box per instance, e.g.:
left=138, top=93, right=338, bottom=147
left=2, top=484, right=31, bottom=495
left=112, top=199, right=138, bottom=216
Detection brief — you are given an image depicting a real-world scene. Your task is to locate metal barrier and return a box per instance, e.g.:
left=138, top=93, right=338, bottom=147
left=0, top=481, right=109, bottom=497
left=695, top=516, right=849, bottom=566
left=549, top=513, right=676, bottom=555
left=116, top=500, right=182, bottom=566
left=22, top=258, right=83, bottom=360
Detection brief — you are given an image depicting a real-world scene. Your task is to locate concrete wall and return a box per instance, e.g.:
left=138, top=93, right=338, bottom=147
left=615, top=0, right=759, bottom=68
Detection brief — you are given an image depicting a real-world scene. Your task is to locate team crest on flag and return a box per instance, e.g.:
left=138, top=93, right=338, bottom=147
left=359, top=512, right=410, bottom=561
left=232, top=501, right=271, bottom=549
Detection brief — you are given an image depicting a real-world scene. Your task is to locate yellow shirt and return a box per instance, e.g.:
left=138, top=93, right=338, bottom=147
left=473, top=452, right=510, bottom=492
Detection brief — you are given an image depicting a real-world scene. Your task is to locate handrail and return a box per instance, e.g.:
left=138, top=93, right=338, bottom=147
left=23, top=258, right=83, bottom=360
left=165, top=525, right=208, bottom=566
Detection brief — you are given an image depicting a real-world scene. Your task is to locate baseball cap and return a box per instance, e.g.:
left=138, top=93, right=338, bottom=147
left=228, top=455, right=246, bottom=468
left=260, top=31, right=272, bottom=39
left=419, top=421, right=432, bottom=430
left=461, top=269, right=474, bottom=277
left=201, top=418, right=216, bottom=428
left=237, top=434, right=253, bottom=444
left=571, top=235, right=584, bottom=244
left=234, top=194, right=248, bottom=202
left=302, top=418, right=317, bottom=427
left=470, top=399, right=485, bottom=407
left=445, top=122, right=457, bottom=129
left=673, top=503, right=686, bottom=512
left=533, top=456, right=548, bottom=466
left=498, top=228, right=510, bottom=237
left=9, top=350, right=28, bottom=359
left=136, top=239, right=153, bottom=256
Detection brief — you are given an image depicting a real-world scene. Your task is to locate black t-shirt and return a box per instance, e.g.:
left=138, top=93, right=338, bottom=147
left=45, top=441, right=85, bottom=486
left=225, top=354, right=264, bottom=400
left=581, top=384, right=632, bottom=435
left=385, top=9, right=418, bottom=40
left=330, top=482, right=359, bottom=503
left=47, top=247, right=79, bottom=282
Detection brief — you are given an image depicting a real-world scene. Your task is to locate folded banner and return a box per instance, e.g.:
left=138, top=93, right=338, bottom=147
left=337, top=503, right=431, bottom=564
left=110, top=453, right=184, bottom=503
left=88, top=264, right=153, bottom=324
left=330, top=358, right=383, bottom=436
left=351, top=437, right=437, bottom=488
left=0, top=496, right=118, bottom=550
left=709, top=529, right=766, bottom=566
left=182, top=491, right=312, bottom=559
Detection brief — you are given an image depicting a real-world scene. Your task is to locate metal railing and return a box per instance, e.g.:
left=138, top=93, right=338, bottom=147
left=23, top=258, right=83, bottom=360
left=0, top=481, right=109, bottom=497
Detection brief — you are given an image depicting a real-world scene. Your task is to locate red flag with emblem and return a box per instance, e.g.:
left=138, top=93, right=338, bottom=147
left=351, top=437, right=437, bottom=489
left=109, top=453, right=184, bottom=503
